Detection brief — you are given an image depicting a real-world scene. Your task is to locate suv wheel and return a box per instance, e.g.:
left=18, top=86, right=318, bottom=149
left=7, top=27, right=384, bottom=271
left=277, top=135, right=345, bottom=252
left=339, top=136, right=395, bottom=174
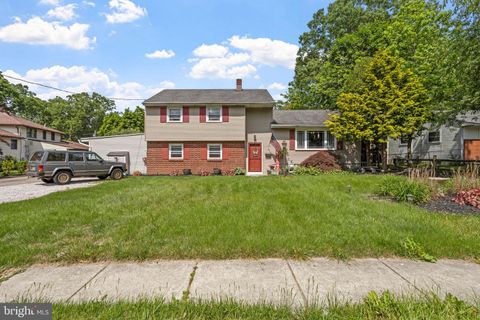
left=54, top=171, right=72, bottom=185
left=41, top=178, right=54, bottom=183
left=110, top=168, right=123, bottom=180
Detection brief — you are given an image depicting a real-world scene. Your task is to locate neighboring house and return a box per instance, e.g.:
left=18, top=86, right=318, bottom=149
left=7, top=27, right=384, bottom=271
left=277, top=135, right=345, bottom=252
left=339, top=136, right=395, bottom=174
left=143, top=79, right=361, bottom=175
left=81, top=133, right=146, bottom=174
left=0, top=107, right=87, bottom=160
left=388, top=113, right=480, bottom=161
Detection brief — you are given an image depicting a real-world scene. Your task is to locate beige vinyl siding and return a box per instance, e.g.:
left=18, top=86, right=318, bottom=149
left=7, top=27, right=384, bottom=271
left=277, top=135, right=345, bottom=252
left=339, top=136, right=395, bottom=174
left=145, top=105, right=246, bottom=141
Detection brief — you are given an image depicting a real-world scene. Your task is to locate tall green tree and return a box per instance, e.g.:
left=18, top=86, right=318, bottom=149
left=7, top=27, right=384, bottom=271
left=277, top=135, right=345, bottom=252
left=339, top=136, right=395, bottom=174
left=45, top=93, right=115, bottom=139
left=97, top=106, right=144, bottom=136
left=286, top=0, right=453, bottom=118
left=326, top=50, right=430, bottom=170
left=0, top=73, right=47, bottom=122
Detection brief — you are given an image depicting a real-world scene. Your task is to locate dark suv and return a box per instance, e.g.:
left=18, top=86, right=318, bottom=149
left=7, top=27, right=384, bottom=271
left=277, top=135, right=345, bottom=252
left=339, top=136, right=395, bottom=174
left=27, top=150, right=127, bottom=185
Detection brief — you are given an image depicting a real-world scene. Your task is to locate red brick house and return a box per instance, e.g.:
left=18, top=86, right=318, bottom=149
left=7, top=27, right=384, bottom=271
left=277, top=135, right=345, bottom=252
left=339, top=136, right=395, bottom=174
left=143, top=79, right=361, bottom=175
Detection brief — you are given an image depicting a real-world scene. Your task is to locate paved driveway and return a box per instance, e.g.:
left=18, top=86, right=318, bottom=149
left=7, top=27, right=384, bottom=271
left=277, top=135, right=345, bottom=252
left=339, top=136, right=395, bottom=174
left=0, top=177, right=99, bottom=204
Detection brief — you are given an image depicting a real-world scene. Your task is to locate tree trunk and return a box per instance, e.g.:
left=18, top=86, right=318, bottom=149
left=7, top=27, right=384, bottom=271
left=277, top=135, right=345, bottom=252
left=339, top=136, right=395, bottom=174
left=366, top=142, right=371, bottom=166
left=407, top=139, right=413, bottom=168
left=382, top=142, right=388, bottom=172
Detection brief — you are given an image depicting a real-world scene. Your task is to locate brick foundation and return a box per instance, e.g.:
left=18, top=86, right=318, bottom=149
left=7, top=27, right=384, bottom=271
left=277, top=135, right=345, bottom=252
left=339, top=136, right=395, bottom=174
left=147, top=141, right=245, bottom=175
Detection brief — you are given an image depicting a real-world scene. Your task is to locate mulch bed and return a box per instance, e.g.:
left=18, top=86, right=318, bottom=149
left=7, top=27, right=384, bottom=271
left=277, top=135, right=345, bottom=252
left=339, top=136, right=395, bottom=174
left=419, top=196, right=480, bottom=215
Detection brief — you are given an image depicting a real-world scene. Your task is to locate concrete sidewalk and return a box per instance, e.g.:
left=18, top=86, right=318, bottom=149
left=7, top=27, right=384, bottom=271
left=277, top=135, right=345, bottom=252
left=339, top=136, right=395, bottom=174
left=0, top=258, right=479, bottom=306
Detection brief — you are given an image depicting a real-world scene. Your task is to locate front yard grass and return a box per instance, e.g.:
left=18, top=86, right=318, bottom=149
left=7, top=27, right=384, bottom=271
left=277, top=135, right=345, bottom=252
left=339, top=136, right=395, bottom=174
left=52, top=294, right=480, bottom=319
left=0, top=175, right=479, bottom=269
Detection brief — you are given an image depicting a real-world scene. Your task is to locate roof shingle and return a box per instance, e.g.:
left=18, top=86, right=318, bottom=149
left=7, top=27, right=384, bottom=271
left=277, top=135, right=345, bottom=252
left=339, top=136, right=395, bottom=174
left=0, top=111, right=64, bottom=134
left=143, top=89, right=275, bottom=105
left=272, top=110, right=336, bottom=127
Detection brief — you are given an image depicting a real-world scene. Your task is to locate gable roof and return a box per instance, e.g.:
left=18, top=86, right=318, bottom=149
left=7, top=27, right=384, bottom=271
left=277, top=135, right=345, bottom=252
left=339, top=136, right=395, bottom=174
left=271, top=110, right=336, bottom=128
left=0, top=111, right=64, bottom=134
left=143, top=89, right=275, bottom=105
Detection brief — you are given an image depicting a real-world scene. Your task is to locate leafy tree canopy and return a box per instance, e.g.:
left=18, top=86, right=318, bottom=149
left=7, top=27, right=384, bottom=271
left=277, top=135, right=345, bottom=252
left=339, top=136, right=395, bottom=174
left=286, top=0, right=474, bottom=123
left=326, top=50, right=430, bottom=169
left=0, top=72, right=122, bottom=140
left=97, top=106, right=144, bottom=136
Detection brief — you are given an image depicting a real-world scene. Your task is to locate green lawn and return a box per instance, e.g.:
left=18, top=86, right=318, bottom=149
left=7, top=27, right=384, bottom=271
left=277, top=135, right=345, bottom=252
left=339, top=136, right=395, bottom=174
left=52, top=294, right=479, bottom=320
left=0, top=175, right=479, bottom=269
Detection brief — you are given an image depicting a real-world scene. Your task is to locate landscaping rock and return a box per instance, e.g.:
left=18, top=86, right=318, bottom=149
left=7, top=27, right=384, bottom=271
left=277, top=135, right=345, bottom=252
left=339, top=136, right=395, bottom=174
left=419, top=196, right=480, bottom=215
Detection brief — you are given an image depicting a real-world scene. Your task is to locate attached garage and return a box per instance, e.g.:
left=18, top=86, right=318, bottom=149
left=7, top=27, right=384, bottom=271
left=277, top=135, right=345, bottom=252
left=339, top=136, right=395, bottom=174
left=81, top=133, right=146, bottom=174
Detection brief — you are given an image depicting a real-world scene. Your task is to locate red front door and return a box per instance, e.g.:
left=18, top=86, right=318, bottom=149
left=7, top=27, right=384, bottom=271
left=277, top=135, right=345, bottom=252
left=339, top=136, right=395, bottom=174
left=248, top=143, right=262, bottom=172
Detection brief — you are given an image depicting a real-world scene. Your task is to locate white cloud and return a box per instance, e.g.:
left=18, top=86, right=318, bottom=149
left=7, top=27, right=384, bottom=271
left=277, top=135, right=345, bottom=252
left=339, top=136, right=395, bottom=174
left=0, top=17, right=95, bottom=50
left=3, top=66, right=174, bottom=110
left=193, top=44, right=229, bottom=58
left=39, top=0, right=60, bottom=6
left=267, top=82, right=287, bottom=90
left=189, top=53, right=257, bottom=79
left=47, top=4, right=77, bottom=21
left=82, top=1, right=95, bottom=7
left=229, top=35, right=298, bottom=69
left=105, top=0, right=147, bottom=24
left=145, top=49, right=175, bottom=59
left=189, top=35, right=298, bottom=79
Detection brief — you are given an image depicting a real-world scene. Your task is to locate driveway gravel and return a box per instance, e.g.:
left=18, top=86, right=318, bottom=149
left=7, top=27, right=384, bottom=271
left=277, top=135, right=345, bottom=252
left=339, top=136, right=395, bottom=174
left=0, top=178, right=99, bottom=204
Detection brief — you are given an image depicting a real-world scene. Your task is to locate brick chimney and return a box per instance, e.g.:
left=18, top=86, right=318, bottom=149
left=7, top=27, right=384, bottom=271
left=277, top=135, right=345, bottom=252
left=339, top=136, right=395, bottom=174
left=236, top=79, right=242, bottom=91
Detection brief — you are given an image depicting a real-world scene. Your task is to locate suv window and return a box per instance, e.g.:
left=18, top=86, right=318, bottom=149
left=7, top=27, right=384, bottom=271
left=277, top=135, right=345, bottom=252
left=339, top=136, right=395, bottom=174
left=69, top=152, right=84, bottom=162
left=86, top=153, right=102, bottom=161
left=46, top=152, right=66, bottom=162
left=30, top=151, right=44, bottom=161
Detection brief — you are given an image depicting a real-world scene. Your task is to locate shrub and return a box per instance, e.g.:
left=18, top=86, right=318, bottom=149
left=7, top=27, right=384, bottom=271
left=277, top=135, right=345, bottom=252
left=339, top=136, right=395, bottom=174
left=169, top=170, right=180, bottom=176
left=401, top=237, right=436, bottom=263
left=377, top=176, right=431, bottom=203
left=300, top=151, right=341, bottom=171
left=16, top=160, right=27, bottom=174
left=223, top=169, right=235, bottom=176
left=293, top=166, right=322, bottom=176
left=452, top=189, right=480, bottom=208
left=233, top=167, right=245, bottom=175
left=1, top=159, right=16, bottom=175
left=199, top=169, right=210, bottom=176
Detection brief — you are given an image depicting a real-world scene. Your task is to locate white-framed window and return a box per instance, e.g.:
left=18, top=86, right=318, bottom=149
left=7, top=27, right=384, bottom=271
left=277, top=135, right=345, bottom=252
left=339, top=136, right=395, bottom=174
left=167, top=107, right=182, bottom=122
left=207, top=144, right=222, bottom=160
left=169, top=144, right=183, bottom=160
left=296, top=129, right=336, bottom=150
left=207, top=107, right=222, bottom=122
left=428, top=130, right=441, bottom=143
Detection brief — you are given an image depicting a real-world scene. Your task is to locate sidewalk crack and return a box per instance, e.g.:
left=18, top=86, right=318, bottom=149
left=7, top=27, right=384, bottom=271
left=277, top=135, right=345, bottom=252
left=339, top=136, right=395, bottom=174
left=182, top=262, right=198, bottom=301
left=66, top=263, right=110, bottom=302
left=378, top=259, right=426, bottom=296
left=285, top=260, right=308, bottom=307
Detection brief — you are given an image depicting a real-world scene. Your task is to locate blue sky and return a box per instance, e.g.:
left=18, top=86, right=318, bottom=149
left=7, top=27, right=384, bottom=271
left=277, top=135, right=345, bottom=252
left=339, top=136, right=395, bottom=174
left=0, top=0, right=331, bottom=110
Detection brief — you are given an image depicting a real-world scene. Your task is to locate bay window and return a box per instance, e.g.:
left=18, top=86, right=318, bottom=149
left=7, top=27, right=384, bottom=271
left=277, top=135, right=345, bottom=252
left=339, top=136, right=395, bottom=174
left=296, top=129, right=336, bottom=150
